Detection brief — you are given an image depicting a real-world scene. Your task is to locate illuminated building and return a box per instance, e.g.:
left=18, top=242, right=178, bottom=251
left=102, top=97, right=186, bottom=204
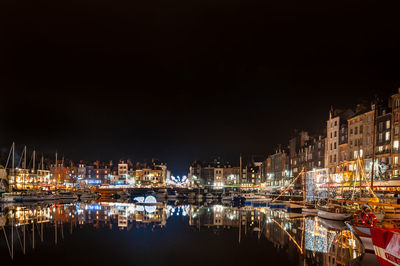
left=391, top=89, right=400, bottom=178
left=266, top=148, right=290, bottom=187
left=325, top=108, right=354, bottom=175
left=135, top=166, right=166, bottom=187
left=375, top=108, right=392, bottom=180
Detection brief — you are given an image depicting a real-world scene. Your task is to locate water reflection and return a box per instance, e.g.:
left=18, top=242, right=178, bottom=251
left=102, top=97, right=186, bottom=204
left=0, top=201, right=364, bottom=265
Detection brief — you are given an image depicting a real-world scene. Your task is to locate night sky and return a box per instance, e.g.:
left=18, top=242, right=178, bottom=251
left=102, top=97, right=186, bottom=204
left=1, top=0, right=399, bottom=174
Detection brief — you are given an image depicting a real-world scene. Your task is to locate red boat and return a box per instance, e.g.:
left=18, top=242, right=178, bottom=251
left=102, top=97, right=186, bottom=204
left=371, top=228, right=400, bottom=266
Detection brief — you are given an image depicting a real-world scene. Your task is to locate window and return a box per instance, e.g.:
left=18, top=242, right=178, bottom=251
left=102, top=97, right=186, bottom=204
left=387, top=120, right=391, bottom=129
left=350, top=128, right=353, bottom=135
left=396, top=126, right=400, bottom=135
left=334, top=142, right=337, bottom=149
left=360, top=125, right=363, bottom=134
left=355, top=127, right=358, bottom=135
left=386, top=132, right=390, bottom=141
left=334, top=131, right=337, bottom=137
left=379, top=122, right=383, bottom=131
left=379, top=133, right=383, bottom=142
left=330, top=143, right=332, bottom=150
left=394, top=140, right=399, bottom=149
left=330, top=132, right=332, bottom=138
left=354, top=151, right=358, bottom=158
left=360, top=149, right=363, bottom=158
left=334, top=154, right=336, bottom=162
left=395, top=156, right=399, bottom=165
left=334, top=121, right=337, bottom=126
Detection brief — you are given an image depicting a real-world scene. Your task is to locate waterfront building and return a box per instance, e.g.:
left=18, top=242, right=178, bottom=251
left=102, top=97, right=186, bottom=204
left=375, top=108, right=392, bottom=180
left=134, top=160, right=168, bottom=187
left=266, top=148, right=290, bottom=187
left=82, top=164, right=111, bottom=186
left=347, top=104, right=375, bottom=163
left=135, top=168, right=163, bottom=186
left=241, top=163, right=262, bottom=186
left=391, top=89, right=400, bottom=178
left=188, top=159, right=241, bottom=188
left=325, top=108, right=354, bottom=175
left=214, top=167, right=224, bottom=188
left=222, top=166, right=240, bottom=186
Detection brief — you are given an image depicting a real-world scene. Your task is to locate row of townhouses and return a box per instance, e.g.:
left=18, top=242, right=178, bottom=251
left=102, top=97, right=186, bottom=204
left=0, top=157, right=170, bottom=190
left=189, top=89, right=400, bottom=191
left=266, top=89, right=400, bottom=191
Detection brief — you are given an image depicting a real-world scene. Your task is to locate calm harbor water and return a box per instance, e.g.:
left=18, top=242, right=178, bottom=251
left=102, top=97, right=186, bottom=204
left=0, top=200, right=377, bottom=266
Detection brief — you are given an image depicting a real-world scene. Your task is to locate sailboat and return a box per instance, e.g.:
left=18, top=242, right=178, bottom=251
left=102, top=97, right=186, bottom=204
left=316, top=168, right=352, bottom=221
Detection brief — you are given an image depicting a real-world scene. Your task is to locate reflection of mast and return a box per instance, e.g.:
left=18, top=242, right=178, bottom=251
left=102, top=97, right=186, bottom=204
left=238, top=209, right=241, bottom=243
left=272, top=218, right=303, bottom=254
left=5, top=142, right=16, bottom=191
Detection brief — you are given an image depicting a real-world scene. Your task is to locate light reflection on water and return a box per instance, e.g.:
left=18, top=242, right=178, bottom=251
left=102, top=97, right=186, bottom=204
left=0, top=201, right=365, bottom=265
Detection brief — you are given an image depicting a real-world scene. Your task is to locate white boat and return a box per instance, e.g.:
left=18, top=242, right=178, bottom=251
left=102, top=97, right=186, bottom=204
left=302, top=207, right=318, bottom=215
left=205, top=193, right=214, bottom=199
left=317, top=208, right=352, bottom=221
left=38, top=191, right=57, bottom=201
left=55, top=192, right=78, bottom=200
left=241, top=193, right=266, bottom=201
left=221, top=193, right=235, bottom=202
left=19, top=191, right=43, bottom=202
left=0, top=192, right=22, bottom=203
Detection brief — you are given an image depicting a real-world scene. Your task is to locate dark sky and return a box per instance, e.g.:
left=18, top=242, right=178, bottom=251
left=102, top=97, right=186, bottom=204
left=0, top=0, right=399, bottom=174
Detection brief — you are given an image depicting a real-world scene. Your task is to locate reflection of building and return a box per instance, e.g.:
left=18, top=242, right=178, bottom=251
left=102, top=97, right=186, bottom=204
left=189, top=205, right=239, bottom=230
left=304, top=218, right=363, bottom=266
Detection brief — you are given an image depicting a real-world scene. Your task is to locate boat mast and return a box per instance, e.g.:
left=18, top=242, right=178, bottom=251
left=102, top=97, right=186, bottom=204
left=23, top=146, right=27, bottom=190
left=32, top=149, right=36, bottom=190
left=371, top=104, right=377, bottom=190
left=55, top=152, right=58, bottom=190
left=239, top=153, right=242, bottom=195
left=5, top=142, right=16, bottom=191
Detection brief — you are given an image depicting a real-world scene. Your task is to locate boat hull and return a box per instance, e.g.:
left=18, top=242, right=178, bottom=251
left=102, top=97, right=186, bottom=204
left=317, top=209, right=352, bottom=221
left=371, top=228, right=400, bottom=266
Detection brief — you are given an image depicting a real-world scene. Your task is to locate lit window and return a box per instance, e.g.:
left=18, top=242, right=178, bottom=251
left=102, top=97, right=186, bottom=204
left=395, top=156, right=399, bottom=165
left=386, top=132, right=390, bottom=141
left=394, top=140, right=399, bottom=149
left=387, top=120, right=391, bottom=129
left=354, top=151, right=358, bottom=158
left=360, top=149, right=363, bottom=158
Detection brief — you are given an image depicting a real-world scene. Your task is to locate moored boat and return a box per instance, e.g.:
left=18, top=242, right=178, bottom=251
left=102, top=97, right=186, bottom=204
left=0, top=192, right=22, bottom=203
left=371, top=228, right=400, bottom=265
left=55, top=191, right=78, bottom=200
left=317, top=206, right=352, bottom=221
